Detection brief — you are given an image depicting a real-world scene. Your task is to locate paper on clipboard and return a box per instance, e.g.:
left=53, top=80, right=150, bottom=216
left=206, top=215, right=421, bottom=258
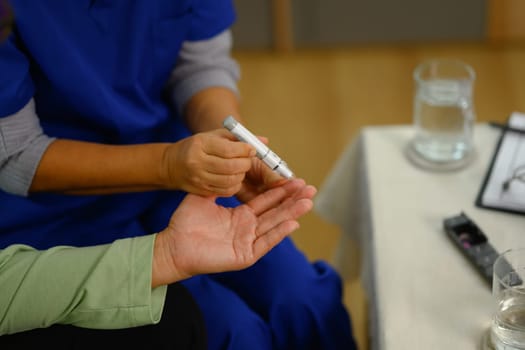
left=476, top=112, right=525, bottom=214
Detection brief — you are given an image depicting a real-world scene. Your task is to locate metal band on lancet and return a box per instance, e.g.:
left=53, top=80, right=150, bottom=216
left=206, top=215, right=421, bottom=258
left=223, top=116, right=294, bottom=179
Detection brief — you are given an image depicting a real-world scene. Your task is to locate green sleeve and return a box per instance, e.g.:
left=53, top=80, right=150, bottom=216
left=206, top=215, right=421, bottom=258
left=0, top=234, right=167, bottom=335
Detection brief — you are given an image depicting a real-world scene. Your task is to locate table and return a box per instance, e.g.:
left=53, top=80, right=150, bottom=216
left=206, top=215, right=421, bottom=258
left=314, top=123, right=525, bottom=350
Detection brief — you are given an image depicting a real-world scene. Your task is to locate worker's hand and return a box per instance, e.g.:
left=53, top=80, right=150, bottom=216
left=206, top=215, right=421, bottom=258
left=162, top=129, right=255, bottom=197
left=151, top=178, right=316, bottom=286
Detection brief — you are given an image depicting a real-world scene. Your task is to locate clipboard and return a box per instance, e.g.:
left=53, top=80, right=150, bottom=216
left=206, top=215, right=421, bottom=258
left=475, top=112, right=525, bottom=216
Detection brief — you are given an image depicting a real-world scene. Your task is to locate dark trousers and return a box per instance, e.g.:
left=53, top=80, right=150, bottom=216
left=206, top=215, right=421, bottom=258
left=0, top=283, right=207, bottom=349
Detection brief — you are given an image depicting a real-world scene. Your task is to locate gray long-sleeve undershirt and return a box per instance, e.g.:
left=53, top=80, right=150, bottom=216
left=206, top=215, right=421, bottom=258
left=0, top=29, right=240, bottom=197
left=0, top=100, right=55, bottom=196
left=170, top=29, right=240, bottom=115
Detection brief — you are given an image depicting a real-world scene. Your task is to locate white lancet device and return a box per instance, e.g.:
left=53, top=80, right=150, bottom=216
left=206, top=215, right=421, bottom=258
left=223, top=116, right=294, bottom=179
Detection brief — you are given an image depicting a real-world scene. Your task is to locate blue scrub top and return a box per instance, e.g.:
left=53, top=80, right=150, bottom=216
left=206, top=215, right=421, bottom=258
left=0, top=0, right=237, bottom=249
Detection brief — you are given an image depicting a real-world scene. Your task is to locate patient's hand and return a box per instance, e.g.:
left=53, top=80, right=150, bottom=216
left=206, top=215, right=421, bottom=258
left=151, top=178, right=316, bottom=286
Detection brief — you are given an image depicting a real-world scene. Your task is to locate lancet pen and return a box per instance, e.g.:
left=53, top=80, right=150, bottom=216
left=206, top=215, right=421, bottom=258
left=223, top=116, right=294, bottom=179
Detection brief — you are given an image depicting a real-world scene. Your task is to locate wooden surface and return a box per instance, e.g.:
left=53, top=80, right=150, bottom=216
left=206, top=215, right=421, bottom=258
left=487, top=0, right=525, bottom=42
left=233, top=42, right=525, bottom=350
left=271, top=0, right=293, bottom=52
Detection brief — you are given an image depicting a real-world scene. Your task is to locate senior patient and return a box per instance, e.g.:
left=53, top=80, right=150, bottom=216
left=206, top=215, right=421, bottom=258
left=1, top=179, right=315, bottom=349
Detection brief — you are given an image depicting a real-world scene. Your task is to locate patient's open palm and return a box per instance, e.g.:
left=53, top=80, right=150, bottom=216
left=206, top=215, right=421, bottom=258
left=162, top=179, right=315, bottom=279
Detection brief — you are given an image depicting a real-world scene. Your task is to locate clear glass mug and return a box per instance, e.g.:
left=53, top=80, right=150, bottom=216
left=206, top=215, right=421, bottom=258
left=407, top=59, right=476, bottom=171
left=485, top=248, right=525, bottom=349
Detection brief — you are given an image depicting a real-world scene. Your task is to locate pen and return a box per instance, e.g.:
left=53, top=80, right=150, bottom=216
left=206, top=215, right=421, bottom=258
left=223, top=116, right=294, bottom=179
left=489, top=122, right=525, bottom=135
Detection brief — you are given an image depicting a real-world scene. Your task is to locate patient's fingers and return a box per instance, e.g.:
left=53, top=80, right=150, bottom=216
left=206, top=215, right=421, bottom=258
left=247, top=179, right=306, bottom=216
left=254, top=187, right=314, bottom=237
left=252, top=220, right=299, bottom=258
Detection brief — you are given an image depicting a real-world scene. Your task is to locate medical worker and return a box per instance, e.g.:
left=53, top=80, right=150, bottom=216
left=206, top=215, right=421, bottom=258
left=0, top=1, right=357, bottom=349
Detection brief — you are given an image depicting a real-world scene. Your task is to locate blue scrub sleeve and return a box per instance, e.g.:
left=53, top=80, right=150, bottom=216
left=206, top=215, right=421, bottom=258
left=0, top=33, right=34, bottom=117
left=187, top=0, right=236, bottom=40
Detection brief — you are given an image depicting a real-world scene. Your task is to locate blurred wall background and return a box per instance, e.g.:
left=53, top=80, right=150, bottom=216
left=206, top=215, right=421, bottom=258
left=228, top=2, right=525, bottom=349
left=232, top=0, right=487, bottom=49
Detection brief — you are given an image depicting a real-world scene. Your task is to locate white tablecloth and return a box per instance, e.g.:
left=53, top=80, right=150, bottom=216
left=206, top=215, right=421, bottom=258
left=314, top=123, right=525, bottom=350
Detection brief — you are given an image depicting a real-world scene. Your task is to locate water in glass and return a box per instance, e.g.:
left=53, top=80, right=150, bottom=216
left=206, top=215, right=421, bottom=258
left=412, top=78, right=475, bottom=163
left=491, top=286, right=525, bottom=349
